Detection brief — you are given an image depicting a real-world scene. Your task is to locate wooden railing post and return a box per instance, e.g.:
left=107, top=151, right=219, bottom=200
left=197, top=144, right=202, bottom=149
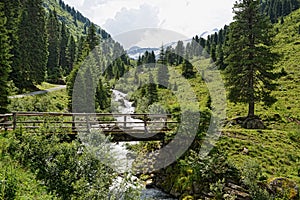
left=12, top=112, right=17, bottom=130
left=123, top=115, right=127, bottom=128
left=163, top=116, right=167, bottom=130
left=144, top=114, right=147, bottom=133
left=86, top=114, right=90, bottom=133
left=3, top=115, right=8, bottom=131
left=72, top=114, right=75, bottom=133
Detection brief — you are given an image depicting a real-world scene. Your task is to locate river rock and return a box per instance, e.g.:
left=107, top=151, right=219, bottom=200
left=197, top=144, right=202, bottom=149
left=268, top=177, right=299, bottom=199
left=224, top=182, right=251, bottom=200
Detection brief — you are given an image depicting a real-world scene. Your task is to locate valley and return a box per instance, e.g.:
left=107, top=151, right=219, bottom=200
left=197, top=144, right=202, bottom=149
left=0, top=0, right=300, bottom=199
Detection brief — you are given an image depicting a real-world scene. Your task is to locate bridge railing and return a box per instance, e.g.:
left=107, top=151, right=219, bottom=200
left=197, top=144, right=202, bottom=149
left=0, top=112, right=177, bottom=134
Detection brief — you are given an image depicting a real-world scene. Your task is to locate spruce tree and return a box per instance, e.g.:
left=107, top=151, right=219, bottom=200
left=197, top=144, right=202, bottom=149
left=224, top=0, right=279, bottom=127
left=3, top=0, right=22, bottom=90
left=175, top=40, right=184, bottom=65
left=87, top=23, right=100, bottom=51
left=76, top=36, right=87, bottom=63
left=59, top=21, right=69, bottom=71
left=182, top=52, right=194, bottom=78
left=95, top=78, right=109, bottom=110
left=165, top=46, right=175, bottom=66
left=46, top=10, right=61, bottom=82
left=0, top=3, right=12, bottom=113
left=18, top=0, right=48, bottom=87
left=216, top=44, right=225, bottom=70
left=147, top=73, right=158, bottom=106
left=157, top=45, right=169, bottom=88
left=66, top=35, right=77, bottom=74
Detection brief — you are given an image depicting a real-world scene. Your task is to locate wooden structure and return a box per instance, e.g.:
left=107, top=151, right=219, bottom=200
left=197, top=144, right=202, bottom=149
left=0, top=112, right=177, bottom=142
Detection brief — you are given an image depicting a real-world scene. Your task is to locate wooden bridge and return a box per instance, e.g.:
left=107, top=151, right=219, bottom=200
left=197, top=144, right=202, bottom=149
left=0, top=112, right=177, bottom=142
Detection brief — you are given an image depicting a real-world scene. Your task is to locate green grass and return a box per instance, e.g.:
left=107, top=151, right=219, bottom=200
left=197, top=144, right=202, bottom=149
left=36, top=82, right=63, bottom=90
left=8, top=89, right=68, bottom=112
left=217, top=8, right=300, bottom=184
left=219, top=129, right=300, bottom=183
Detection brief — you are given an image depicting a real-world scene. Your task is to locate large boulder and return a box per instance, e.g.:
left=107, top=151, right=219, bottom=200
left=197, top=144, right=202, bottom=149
left=268, top=177, right=299, bottom=199
left=242, top=117, right=265, bottom=129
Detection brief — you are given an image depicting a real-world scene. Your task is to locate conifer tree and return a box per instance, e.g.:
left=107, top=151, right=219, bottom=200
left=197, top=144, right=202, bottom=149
left=175, top=41, right=184, bottom=65
left=87, top=23, right=100, bottom=51
left=47, top=10, right=61, bottom=82
left=216, top=44, right=225, bottom=69
left=165, top=46, right=175, bottom=66
left=182, top=53, right=194, bottom=78
left=147, top=73, right=158, bottom=106
left=0, top=3, right=12, bottom=113
left=18, top=0, right=48, bottom=87
left=2, top=0, right=21, bottom=90
left=76, top=36, right=87, bottom=63
left=224, top=0, right=279, bottom=126
left=95, top=78, right=109, bottom=110
left=59, top=21, right=69, bottom=71
left=66, top=35, right=76, bottom=74
left=157, top=45, right=169, bottom=88
left=150, top=51, right=156, bottom=63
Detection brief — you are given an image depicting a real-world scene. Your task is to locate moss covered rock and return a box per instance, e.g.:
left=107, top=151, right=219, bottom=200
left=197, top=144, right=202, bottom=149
left=268, top=177, right=299, bottom=199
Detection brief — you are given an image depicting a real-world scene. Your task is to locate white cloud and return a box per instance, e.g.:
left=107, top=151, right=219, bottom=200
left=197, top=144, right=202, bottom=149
left=62, top=0, right=236, bottom=43
left=103, top=4, right=160, bottom=35
left=113, top=28, right=189, bottom=49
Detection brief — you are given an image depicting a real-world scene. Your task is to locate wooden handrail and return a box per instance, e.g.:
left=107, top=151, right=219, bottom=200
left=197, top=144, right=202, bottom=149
left=0, top=112, right=177, bottom=136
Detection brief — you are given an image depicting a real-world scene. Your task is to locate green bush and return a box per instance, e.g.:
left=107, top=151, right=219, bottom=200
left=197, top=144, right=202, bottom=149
left=0, top=162, right=17, bottom=200
left=241, top=160, right=272, bottom=200
left=3, top=127, right=140, bottom=199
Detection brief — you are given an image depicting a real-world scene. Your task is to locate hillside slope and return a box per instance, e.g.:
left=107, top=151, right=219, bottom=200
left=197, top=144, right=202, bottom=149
left=220, top=8, right=300, bottom=183
left=43, top=0, right=110, bottom=39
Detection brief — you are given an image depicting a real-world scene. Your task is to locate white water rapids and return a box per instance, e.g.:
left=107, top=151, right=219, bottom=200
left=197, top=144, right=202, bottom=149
left=109, top=90, right=176, bottom=200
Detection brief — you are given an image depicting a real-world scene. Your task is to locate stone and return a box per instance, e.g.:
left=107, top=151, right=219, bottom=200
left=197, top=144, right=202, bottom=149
left=242, top=117, right=265, bottom=129
left=242, top=147, right=249, bottom=155
left=268, top=177, right=299, bottom=199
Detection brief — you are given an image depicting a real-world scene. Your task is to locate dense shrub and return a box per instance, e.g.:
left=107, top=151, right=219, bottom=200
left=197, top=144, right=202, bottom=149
left=4, top=127, right=139, bottom=199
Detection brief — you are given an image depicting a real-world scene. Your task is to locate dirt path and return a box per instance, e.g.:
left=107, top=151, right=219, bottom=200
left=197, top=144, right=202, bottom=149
left=9, top=85, right=66, bottom=99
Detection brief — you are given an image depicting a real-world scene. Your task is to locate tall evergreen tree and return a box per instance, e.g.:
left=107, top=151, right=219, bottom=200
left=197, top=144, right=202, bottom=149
left=216, top=44, right=226, bottom=69
left=165, top=46, right=175, bottom=66
left=175, top=40, right=185, bottom=65
left=147, top=73, right=158, bottom=106
left=66, top=35, right=77, bottom=74
left=224, top=0, right=279, bottom=126
left=46, top=10, right=61, bottom=82
left=0, top=3, right=12, bottom=113
left=76, top=36, right=87, bottom=63
left=87, top=23, right=100, bottom=51
left=2, top=0, right=21, bottom=90
left=182, top=52, right=194, bottom=78
left=95, top=78, right=109, bottom=110
left=157, top=45, right=169, bottom=88
left=18, top=0, right=48, bottom=87
left=157, top=45, right=166, bottom=65
left=59, top=21, right=68, bottom=71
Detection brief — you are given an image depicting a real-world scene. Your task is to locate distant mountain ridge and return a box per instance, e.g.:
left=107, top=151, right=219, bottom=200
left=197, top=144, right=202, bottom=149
left=127, top=29, right=219, bottom=59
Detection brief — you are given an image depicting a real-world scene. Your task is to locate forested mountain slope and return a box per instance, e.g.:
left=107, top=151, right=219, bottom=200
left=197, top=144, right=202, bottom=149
left=43, top=0, right=110, bottom=39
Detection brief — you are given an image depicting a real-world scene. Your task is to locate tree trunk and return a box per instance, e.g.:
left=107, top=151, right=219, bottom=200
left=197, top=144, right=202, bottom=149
left=248, top=101, right=255, bottom=118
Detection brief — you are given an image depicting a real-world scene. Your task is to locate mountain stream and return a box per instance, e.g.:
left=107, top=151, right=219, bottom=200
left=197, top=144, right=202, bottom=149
left=110, top=90, right=176, bottom=200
